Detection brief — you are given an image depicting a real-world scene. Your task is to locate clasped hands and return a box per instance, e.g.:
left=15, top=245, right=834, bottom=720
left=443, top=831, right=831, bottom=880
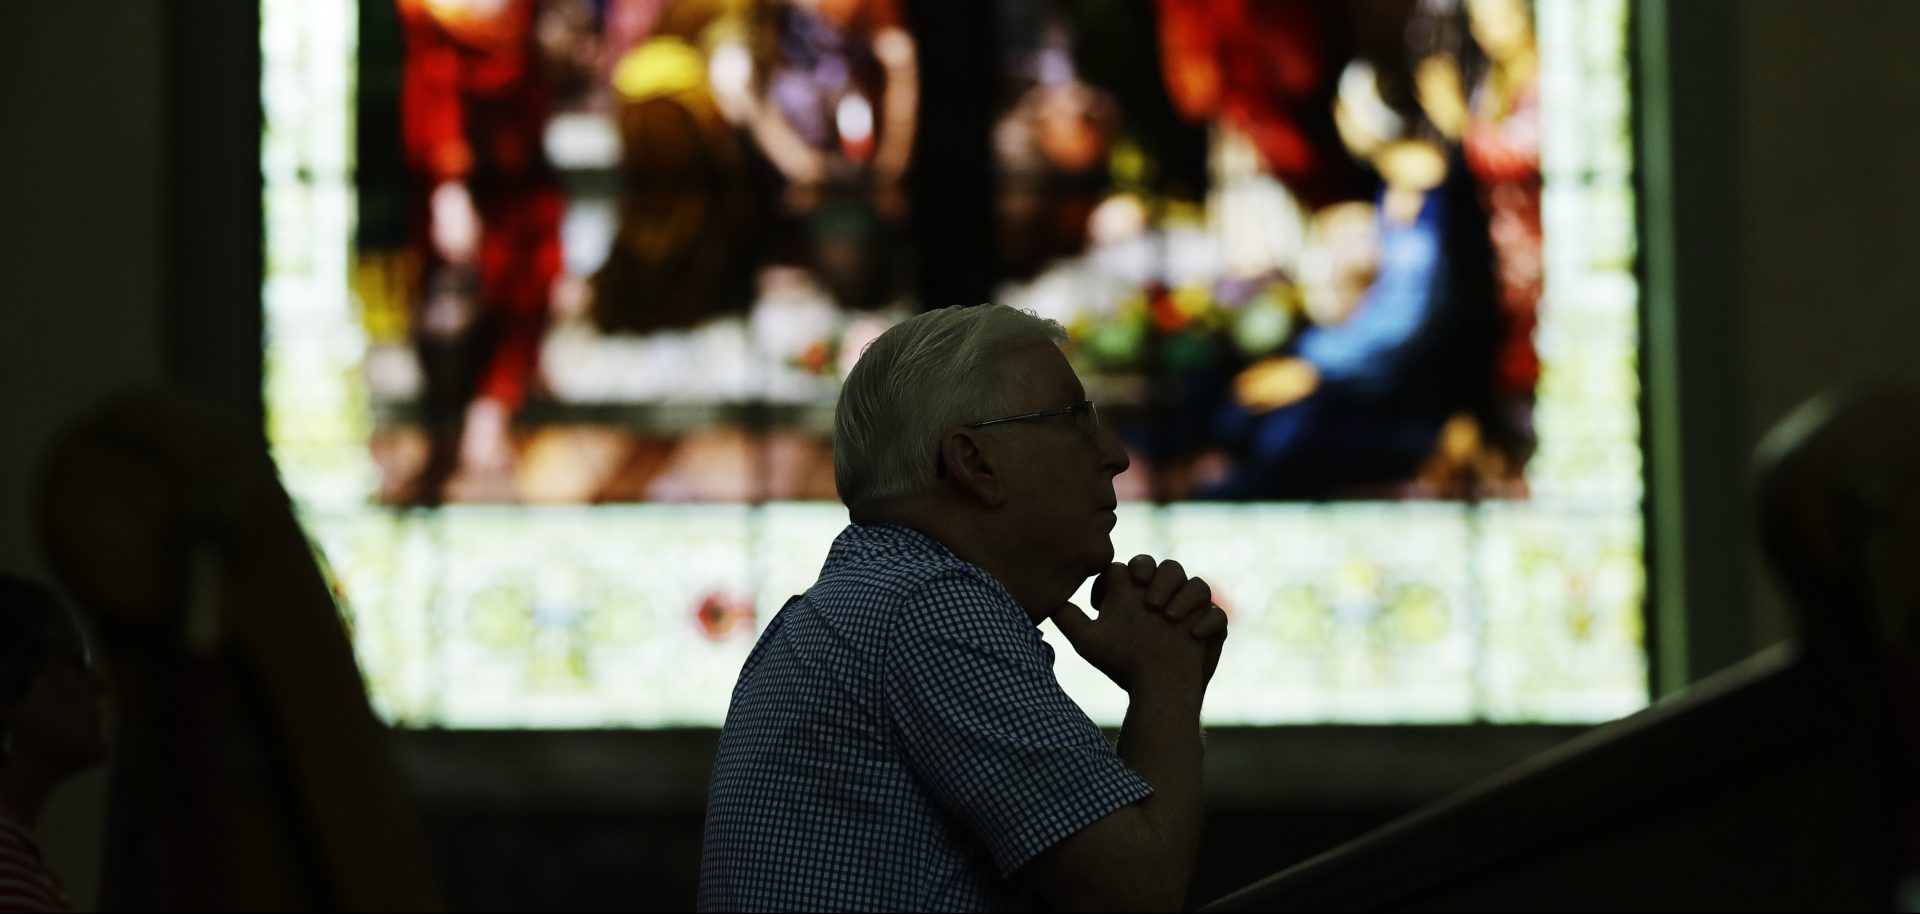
left=1050, top=555, right=1228, bottom=693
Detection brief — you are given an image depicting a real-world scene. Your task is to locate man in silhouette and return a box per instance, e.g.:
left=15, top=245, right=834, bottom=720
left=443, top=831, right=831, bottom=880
left=701, top=304, right=1228, bottom=911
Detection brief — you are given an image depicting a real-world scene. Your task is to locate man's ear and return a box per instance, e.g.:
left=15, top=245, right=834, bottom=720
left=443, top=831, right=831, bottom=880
left=939, top=427, right=1008, bottom=508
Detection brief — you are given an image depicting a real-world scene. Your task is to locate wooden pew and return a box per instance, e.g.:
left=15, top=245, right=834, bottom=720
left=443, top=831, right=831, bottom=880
left=1203, top=382, right=1920, bottom=912
left=36, top=393, right=443, bottom=911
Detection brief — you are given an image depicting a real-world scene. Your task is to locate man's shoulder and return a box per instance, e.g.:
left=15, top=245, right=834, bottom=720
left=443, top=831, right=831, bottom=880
left=809, top=552, right=1003, bottom=625
left=806, top=529, right=1024, bottom=648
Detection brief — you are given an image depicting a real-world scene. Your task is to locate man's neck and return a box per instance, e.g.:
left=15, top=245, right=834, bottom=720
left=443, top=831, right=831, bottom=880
left=857, top=500, right=1073, bottom=625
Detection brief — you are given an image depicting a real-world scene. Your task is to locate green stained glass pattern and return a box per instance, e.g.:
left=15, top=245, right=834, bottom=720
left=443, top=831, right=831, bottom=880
left=1530, top=0, right=1641, bottom=517
left=421, top=507, right=759, bottom=727
left=302, top=508, right=774, bottom=727
left=1164, top=505, right=1477, bottom=723
left=1530, top=306, right=1642, bottom=509
left=300, top=510, right=440, bottom=724
left=1474, top=506, right=1648, bottom=722
left=754, top=504, right=857, bottom=611
left=261, top=0, right=377, bottom=508
left=1046, top=505, right=1485, bottom=725
left=1047, top=502, right=1644, bottom=727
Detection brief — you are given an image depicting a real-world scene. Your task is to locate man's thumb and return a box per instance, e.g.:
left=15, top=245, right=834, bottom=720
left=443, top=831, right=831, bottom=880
left=1050, top=602, right=1095, bottom=644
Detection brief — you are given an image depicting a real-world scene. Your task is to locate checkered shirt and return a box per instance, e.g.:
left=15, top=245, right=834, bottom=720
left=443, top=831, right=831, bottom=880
left=698, top=523, right=1152, bottom=912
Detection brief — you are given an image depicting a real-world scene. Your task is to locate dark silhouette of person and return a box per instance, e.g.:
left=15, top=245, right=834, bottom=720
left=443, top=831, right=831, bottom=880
left=0, top=573, right=107, bottom=913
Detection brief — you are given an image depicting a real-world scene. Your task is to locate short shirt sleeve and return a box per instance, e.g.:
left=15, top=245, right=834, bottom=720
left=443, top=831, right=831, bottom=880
left=883, top=570, right=1153, bottom=878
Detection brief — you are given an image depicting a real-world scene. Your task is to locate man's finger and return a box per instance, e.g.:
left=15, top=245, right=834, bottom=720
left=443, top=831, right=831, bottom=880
left=1146, top=560, right=1188, bottom=609
left=1190, top=604, right=1230, bottom=640
left=1127, top=554, right=1156, bottom=586
left=1091, top=562, right=1126, bottom=609
left=1093, top=563, right=1152, bottom=617
left=1162, top=576, right=1211, bottom=622
left=1051, top=602, right=1096, bottom=644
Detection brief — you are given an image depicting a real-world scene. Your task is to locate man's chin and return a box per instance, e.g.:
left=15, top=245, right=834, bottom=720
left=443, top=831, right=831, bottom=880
left=1091, top=536, right=1115, bottom=573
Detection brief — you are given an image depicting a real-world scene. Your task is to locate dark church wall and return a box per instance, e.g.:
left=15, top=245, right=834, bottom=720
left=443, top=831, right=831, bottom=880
left=393, top=726, right=1578, bottom=910
left=1736, top=0, right=1920, bottom=646
left=412, top=800, right=1403, bottom=911
left=0, top=3, right=168, bottom=904
left=0, top=4, right=169, bottom=581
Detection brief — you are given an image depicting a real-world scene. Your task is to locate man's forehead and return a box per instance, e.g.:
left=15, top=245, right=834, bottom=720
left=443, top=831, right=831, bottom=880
left=1005, top=343, right=1085, bottom=402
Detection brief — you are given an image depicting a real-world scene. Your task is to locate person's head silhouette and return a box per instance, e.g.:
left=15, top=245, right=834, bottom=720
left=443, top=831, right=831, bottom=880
left=0, top=573, right=107, bottom=828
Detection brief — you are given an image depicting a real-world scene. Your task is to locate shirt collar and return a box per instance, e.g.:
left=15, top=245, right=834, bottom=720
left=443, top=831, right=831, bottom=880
left=825, top=522, right=961, bottom=567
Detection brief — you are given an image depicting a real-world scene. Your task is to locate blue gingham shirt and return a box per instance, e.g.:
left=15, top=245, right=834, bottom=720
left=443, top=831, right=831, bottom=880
left=699, top=524, right=1152, bottom=912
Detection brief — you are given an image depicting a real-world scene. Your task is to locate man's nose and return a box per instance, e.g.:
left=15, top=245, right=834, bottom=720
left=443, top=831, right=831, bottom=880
left=1099, top=427, right=1130, bottom=474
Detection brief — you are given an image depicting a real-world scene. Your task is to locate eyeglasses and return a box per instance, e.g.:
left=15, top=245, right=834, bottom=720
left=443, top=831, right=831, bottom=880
left=963, top=400, right=1101, bottom=440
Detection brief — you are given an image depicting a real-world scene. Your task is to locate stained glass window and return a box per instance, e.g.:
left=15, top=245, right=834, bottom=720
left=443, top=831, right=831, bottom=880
left=264, top=0, right=1645, bottom=727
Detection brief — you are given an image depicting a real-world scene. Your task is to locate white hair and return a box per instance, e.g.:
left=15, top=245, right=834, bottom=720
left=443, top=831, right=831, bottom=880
left=834, top=304, right=1068, bottom=509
